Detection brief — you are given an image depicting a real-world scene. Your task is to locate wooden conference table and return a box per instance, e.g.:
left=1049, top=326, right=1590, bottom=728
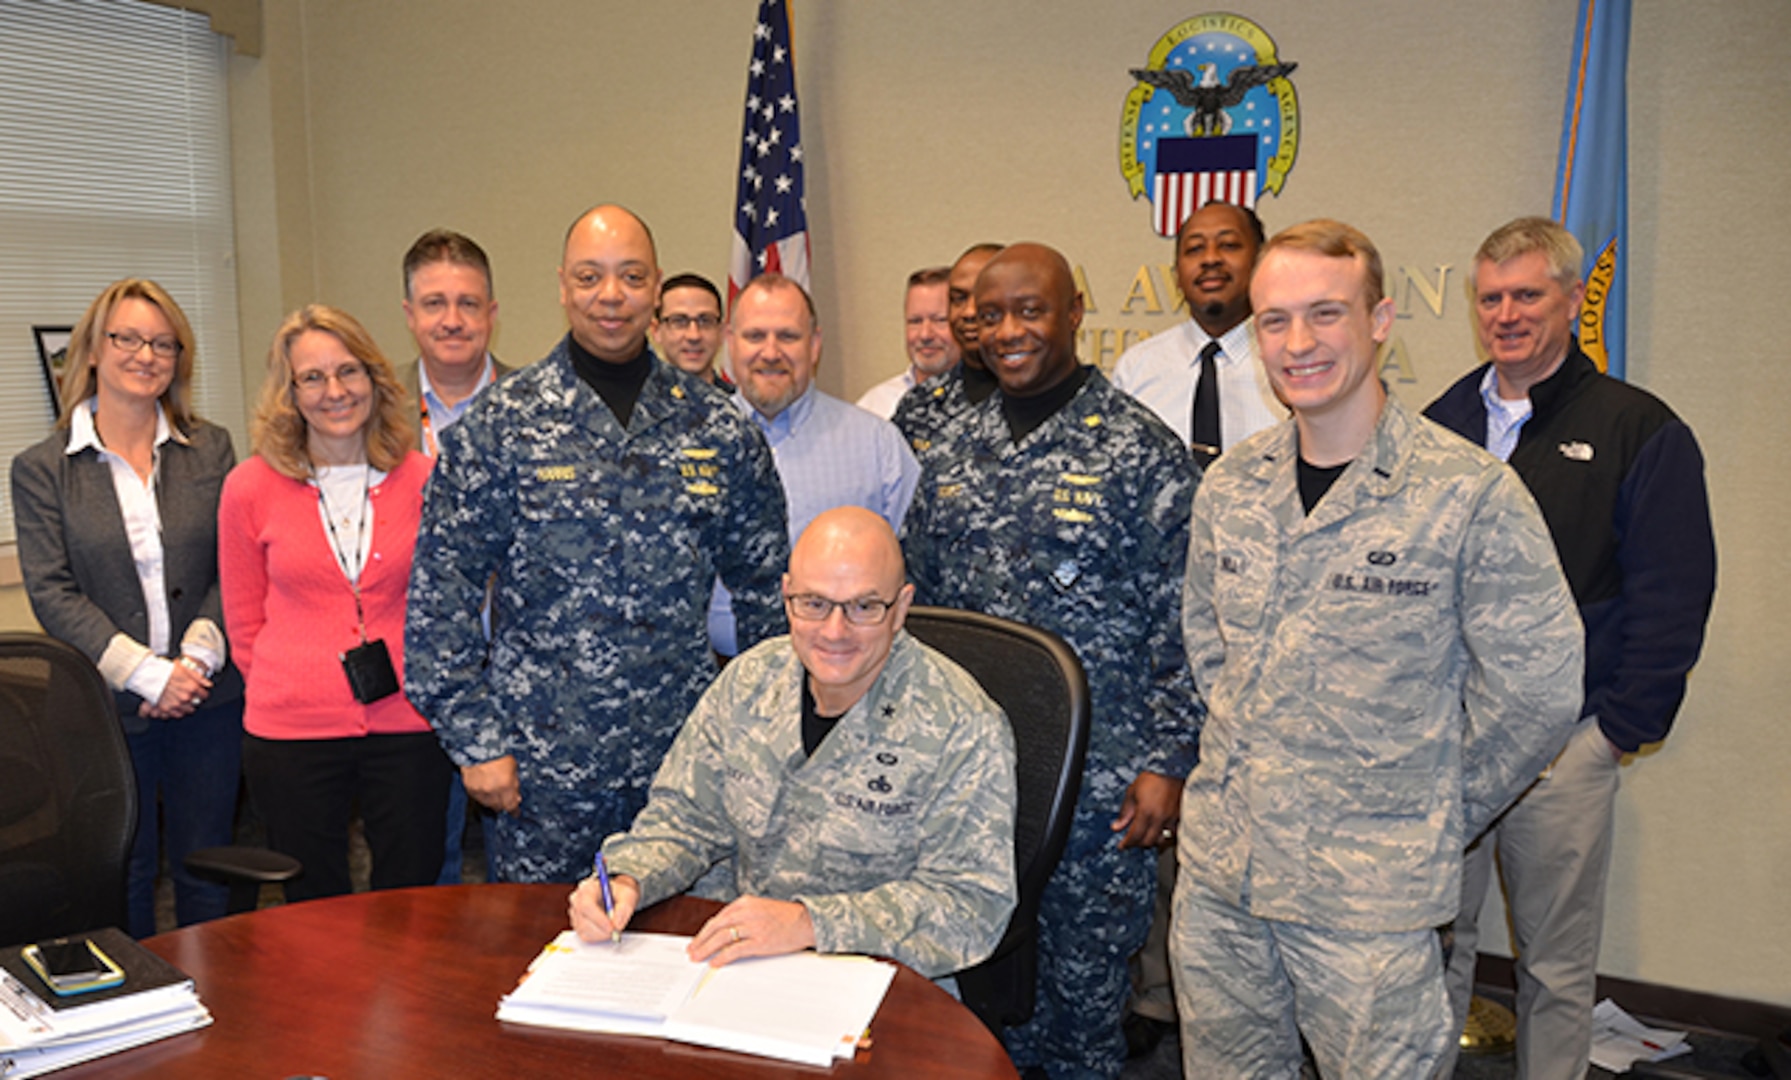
left=59, top=884, right=1018, bottom=1078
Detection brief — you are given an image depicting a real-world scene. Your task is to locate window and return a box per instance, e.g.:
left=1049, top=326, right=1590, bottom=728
left=0, top=0, right=244, bottom=546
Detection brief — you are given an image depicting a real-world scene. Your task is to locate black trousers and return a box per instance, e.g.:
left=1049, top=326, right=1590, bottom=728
left=243, top=731, right=452, bottom=903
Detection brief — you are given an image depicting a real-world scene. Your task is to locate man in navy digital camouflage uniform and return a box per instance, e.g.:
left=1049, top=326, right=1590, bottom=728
left=902, top=242, right=1201, bottom=1079
left=405, top=204, right=789, bottom=883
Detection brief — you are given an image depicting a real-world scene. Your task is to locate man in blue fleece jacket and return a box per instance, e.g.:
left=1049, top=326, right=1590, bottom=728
left=1427, top=216, right=1717, bottom=1080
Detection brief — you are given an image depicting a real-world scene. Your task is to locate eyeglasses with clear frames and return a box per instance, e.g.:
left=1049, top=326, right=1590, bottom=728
left=784, top=593, right=898, bottom=626
left=293, top=363, right=371, bottom=393
left=106, top=331, right=182, bottom=359
left=660, top=314, right=721, bottom=332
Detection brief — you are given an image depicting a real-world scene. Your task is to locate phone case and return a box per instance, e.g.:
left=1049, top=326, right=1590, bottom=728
left=22, top=940, right=126, bottom=996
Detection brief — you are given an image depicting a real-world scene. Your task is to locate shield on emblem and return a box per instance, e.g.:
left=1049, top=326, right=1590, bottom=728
left=1151, top=134, right=1257, bottom=238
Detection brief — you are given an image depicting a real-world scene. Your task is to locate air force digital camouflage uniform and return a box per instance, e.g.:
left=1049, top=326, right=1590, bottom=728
left=1173, top=394, right=1584, bottom=1079
left=405, top=339, right=789, bottom=883
left=602, top=630, right=1017, bottom=978
left=903, top=370, right=1201, bottom=1078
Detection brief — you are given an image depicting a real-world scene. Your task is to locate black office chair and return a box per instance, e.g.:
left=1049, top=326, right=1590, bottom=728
left=902, top=606, right=1090, bottom=1035
left=0, top=632, right=298, bottom=944
left=0, top=632, right=136, bottom=946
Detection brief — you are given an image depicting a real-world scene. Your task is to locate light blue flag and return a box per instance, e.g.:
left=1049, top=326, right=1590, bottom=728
left=1553, top=0, right=1630, bottom=379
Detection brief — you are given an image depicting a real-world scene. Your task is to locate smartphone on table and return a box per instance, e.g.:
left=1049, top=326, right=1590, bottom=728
left=22, top=937, right=126, bottom=995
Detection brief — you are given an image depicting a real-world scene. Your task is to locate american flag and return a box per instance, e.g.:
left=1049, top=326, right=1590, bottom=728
left=729, top=0, right=809, bottom=303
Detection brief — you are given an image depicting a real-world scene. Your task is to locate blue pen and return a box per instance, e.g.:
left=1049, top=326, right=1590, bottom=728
left=592, top=852, right=619, bottom=942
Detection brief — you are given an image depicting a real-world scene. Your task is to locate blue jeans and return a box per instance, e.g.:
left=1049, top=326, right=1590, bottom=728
left=123, top=696, right=244, bottom=937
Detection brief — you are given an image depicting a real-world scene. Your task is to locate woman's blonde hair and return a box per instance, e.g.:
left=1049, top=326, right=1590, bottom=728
left=57, top=279, right=199, bottom=432
left=251, top=304, right=412, bottom=479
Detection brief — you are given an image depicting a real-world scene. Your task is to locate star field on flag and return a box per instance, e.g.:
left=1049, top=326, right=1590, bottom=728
left=729, top=0, right=809, bottom=303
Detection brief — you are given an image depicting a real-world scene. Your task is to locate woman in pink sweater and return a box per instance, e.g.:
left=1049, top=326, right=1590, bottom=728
left=219, top=304, right=447, bottom=902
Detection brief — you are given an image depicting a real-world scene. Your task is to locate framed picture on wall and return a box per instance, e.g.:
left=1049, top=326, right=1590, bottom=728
left=33, top=325, right=73, bottom=419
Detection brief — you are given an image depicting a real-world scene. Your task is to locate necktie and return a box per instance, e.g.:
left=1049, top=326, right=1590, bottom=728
left=1190, top=339, right=1221, bottom=468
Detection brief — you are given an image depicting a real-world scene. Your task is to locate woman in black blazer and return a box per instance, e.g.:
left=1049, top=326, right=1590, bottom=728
left=11, top=279, right=243, bottom=937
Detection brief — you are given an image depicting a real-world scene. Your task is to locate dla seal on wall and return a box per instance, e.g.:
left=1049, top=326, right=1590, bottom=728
left=1119, top=13, right=1299, bottom=237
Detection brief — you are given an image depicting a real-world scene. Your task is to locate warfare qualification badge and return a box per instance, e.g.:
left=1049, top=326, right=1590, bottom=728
left=1119, top=13, right=1299, bottom=237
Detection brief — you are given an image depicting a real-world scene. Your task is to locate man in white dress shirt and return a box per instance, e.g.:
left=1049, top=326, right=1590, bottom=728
left=856, top=266, right=959, bottom=419
left=1110, top=199, right=1284, bottom=1057
left=1111, top=200, right=1283, bottom=469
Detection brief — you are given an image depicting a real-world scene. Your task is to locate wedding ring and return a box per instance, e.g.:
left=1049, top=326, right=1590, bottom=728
left=729, top=926, right=742, bottom=944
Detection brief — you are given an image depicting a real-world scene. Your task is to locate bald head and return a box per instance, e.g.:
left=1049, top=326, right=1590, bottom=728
left=784, top=507, right=915, bottom=715
left=562, top=204, right=656, bottom=260
left=558, top=204, right=661, bottom=362
left=982, top=243, right=1076, bottom=303
left=790, top=507, right=905, bottom=593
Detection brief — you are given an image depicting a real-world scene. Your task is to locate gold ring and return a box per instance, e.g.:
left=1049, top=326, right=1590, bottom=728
left=729, top=926, right=741, bottom=944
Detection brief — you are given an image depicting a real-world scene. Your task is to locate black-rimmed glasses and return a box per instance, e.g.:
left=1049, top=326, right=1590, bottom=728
left=660, top=314, right=721, bottom=332
left=784, top=593, right=898, bottom=626
left=107, top=331, right=182, bottom=359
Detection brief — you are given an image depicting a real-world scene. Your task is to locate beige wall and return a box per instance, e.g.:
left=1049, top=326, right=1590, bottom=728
left=5, top=0, right=1785, bottom=1008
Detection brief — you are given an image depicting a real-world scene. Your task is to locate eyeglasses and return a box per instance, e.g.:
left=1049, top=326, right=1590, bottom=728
left=785, top=593, right=898, bottom=626
left=293, top=363, right=371, bottom=392
left=660, top=314, right=721, bottom=332
left=107, top=331, right=182, bottom=359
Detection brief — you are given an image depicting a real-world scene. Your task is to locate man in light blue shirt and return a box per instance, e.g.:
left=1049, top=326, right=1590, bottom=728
left=399, top=229, right=514, bottom=460
left=399, top=228, right=514, bottom=886
left=709, top=274, right=920, bottom=656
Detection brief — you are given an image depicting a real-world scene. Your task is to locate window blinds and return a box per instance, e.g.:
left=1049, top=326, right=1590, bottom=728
left=0, top=0, right=244, bottom=546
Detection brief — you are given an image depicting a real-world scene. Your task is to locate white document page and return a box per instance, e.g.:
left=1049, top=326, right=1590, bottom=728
left=500, top=932, right=705, bottom=1022
left=667, top=952, right=897, bottom=1065
left=498, top=930, right=898, bottom=1066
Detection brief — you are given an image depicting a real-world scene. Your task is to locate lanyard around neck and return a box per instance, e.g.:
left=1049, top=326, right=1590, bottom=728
left=312, top=465, right=372, bottom=643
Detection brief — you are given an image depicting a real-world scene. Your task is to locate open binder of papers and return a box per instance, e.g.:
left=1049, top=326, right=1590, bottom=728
left=0, top=928, right=211, bottom=1078
left=497, top=930, right=897, bottom=1067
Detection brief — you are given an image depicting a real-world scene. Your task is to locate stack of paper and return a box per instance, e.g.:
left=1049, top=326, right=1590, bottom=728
left=498, top=931, right=896, bottom=1067
left=0, top=929, right=211, bottom=1078
left=1589, top=998, right=1692, bottom=1073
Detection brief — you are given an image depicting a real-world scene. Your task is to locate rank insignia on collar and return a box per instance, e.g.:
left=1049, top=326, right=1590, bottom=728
left=671, top=385, right=685, bottom=399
